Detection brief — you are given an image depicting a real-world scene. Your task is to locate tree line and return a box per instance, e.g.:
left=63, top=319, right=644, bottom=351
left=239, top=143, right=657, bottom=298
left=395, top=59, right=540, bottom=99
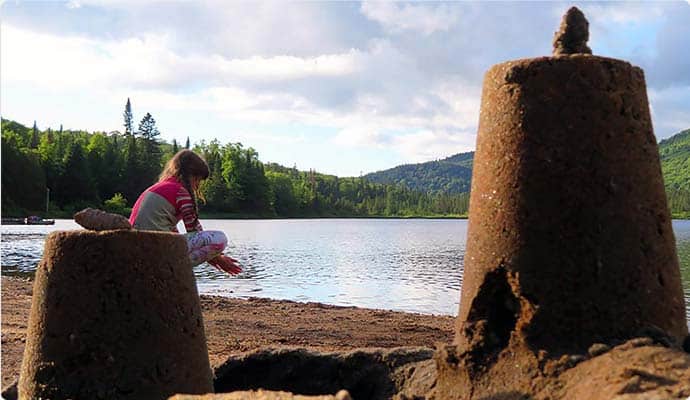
left=659, top=129, right=690, bottom=218
left=1, top=111, right=469, bottom=218
left=6, top=100, right=686, bottom=219
left=196, top=140, right=469, bottom=217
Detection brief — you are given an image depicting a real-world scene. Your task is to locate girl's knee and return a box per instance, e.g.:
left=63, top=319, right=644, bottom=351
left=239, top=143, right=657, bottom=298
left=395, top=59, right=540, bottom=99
left=208, top=230, right=228, bottom=249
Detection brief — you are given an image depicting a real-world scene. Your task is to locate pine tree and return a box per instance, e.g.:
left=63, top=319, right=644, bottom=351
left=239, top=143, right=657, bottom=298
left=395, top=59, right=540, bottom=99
left=122, top=135, right=142, bottom=203
left=123, top=98, right=134, bottom=135
left=137, top=113, right=162, bottom=187
left=30, top=120, right=39, bottom=149
left=172, top=139, right=179, bottom=154
left=58, top=142, right=98, bottom=206
left=137, top=113, right=160, bottom=140
left=185, top=136, right=190, bottom=149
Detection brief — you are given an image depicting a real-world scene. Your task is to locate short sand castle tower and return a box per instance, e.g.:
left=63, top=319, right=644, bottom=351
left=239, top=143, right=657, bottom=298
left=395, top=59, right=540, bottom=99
left=436, top=7, right=688, bottom=399
left=19, top=229, right=213, bottom=399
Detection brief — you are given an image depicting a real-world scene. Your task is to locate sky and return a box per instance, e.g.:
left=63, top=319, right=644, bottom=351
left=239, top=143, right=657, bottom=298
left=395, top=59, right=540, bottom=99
left=1, top=1, right=689, bottom=177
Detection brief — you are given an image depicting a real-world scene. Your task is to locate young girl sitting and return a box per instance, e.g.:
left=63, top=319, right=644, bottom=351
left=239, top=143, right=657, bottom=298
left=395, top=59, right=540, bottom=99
left=129, top=149, right=241, bottom=274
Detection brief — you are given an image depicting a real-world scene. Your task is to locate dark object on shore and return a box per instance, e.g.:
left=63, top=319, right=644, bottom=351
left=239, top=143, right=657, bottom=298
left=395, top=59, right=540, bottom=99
left=1, top=216, right=55, bottom=225
left=1, top=381, right=17, bottom=400
left=19, top=230, right=213, bottom=399
left=436, top=7, right=688, bottom=400
left=213, top=347, right=433, bottom=400
left=74, top=207, right=132, bottom=231
left=170, top=390, right=351, bottom=399
left=553, top=6, right=592, bottom=55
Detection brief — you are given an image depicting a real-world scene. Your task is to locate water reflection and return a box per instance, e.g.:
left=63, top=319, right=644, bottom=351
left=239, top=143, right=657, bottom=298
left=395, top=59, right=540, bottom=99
left=669, top=220, right=690, bottom=329
left=2, top=219, right=689, bottom=327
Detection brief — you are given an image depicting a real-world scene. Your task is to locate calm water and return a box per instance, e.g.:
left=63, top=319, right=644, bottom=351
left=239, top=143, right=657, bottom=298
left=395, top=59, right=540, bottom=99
left=2, top=219, right=690, bottom=327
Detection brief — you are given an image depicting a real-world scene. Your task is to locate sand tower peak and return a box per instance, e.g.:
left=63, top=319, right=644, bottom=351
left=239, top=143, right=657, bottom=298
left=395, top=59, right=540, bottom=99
left=553, top=6, right=592, bottom=55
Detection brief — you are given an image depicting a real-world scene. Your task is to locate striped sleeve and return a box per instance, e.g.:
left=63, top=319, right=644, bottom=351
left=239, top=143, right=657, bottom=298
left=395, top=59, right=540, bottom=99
left=176, top=186, right=203, bottom=232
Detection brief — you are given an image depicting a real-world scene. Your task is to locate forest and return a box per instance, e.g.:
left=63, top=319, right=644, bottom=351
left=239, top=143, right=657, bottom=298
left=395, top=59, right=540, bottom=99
left=1, top=112, right=469, bottom=219
left=3, top=101, right=689, bottom=219
left=659, top=129, right=690, bottom=217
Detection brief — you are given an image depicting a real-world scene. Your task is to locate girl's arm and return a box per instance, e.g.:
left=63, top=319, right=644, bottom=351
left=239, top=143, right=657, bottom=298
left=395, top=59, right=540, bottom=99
left=176, top=186, right=203, bottom=232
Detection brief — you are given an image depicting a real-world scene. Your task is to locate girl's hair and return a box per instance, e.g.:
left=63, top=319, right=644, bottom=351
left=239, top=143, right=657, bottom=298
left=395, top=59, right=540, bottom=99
left=159, top=149, right=210, bottom=214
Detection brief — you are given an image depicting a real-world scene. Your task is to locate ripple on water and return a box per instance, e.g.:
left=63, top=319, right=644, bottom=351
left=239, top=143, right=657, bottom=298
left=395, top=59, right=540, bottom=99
left=1, top=233, right=47, bottom=274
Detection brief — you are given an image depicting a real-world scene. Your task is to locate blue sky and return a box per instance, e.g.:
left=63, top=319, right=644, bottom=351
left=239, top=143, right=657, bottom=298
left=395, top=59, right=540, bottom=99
left=2, top=1, right=689, bottom=177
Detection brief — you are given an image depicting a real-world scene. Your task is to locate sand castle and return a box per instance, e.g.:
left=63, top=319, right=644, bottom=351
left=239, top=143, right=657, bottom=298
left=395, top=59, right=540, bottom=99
left=18, top=229, right=214, bottom=399
left=435, top=7, right=689, bottom=399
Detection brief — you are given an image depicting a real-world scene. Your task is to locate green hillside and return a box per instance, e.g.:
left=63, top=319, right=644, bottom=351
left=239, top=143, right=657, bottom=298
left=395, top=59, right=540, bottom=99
left=363, top=129, right=690, bottom=216
left=364, top=151, right=474, bottom=193
left=659, top=129, right=690, bottom=215
left=660, top=129, right=690, bottom=190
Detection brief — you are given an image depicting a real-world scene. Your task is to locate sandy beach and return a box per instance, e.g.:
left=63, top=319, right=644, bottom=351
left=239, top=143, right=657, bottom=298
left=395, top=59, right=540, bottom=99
left=0, top=276, right=455, bottom=389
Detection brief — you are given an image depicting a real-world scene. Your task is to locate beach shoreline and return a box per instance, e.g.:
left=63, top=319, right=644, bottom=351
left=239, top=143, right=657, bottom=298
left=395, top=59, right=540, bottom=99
left=0, top=275, right=455, bottom=389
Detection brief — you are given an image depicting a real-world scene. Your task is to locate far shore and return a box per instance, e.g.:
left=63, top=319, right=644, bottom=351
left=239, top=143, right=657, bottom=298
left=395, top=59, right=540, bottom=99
left=1, top=211, right=469, bottom=220
left=6, top=210, right=690, bottom=221
left=0, top=276, right=455, bottom=389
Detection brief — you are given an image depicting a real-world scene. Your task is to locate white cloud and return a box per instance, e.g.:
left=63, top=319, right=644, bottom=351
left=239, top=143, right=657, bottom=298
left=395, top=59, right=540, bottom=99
left=585, top=3, right=664, bottom=24
left=333, top=124, right=390, bottom=148
left=215, top=51, right=361, bottom=82
left=392, top=130, right=476, bottom=163
left=648, top=85, right=690, bottom=138
left=1, top=23, right=362, bottom=90
left=231, top=131, right=307, bottom=146
left=360, top=1, right=460, bottom=35
left=1, top=25, right=185, bottom=90
left=332, top=124, right=476, bottom=164
left=431, top=79, right=482, bottom=130
left=41, top=1, right=371, bottom=59
left=1, top=24, right=100, bottom=89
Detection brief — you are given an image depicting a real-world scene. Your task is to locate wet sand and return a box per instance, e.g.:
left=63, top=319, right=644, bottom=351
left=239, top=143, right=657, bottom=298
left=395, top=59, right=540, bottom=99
left=0, top=276, right=454, bottom=389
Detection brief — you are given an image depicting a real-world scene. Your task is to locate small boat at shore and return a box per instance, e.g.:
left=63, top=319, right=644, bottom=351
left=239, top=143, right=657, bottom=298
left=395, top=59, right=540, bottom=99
left=1, top=216, right=55, bottom=225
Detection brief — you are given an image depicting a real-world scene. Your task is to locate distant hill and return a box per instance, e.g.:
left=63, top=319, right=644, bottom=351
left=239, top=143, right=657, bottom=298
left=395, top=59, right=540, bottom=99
left=364, top=128, right=690, bottom=195
left=363, top=151, right=474, bottom=193
left=659, top=128, right=690, bottom=191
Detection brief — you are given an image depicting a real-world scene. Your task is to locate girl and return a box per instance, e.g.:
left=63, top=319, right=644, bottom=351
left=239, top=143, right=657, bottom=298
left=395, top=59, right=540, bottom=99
left=129, top=149, right=241, bottom=274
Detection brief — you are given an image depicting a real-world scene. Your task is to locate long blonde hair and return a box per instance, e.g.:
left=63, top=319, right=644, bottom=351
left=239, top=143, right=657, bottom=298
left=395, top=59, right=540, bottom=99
left=159, top=149, right=210, bottom=213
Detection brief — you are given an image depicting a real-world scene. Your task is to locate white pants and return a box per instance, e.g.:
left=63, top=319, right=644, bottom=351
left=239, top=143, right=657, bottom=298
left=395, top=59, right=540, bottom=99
left=185, top=230, right=228, bottom=266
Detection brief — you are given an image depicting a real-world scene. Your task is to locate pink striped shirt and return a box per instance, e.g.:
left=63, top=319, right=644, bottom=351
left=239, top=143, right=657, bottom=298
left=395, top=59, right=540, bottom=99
left=129, top=177, right=203, bottom=232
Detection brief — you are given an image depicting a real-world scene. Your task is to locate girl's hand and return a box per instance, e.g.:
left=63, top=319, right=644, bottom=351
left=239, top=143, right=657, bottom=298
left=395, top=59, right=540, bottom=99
left=208, top=255, right=242, bottom=275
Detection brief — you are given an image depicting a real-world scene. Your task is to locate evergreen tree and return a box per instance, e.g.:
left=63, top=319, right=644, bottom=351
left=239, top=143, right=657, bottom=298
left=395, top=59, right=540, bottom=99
left=185, top=136, right=190, bottom=149
left=57, top=142, right=98, bottom=207
left=2, top=135, right=46, bottom=212
left=137, top=113, right=162, bottom=186
left=122, top=134, right=143, bottom=204
left=87, top=133, right=121, bottom=202
left=172, top=139, right=179, bottom=154
left=37, top=129, right=63, bottom=204
left=201, top=152, right=231, bottom=211
left=30, top=120, right=39, bottom=149
left=137, top=112, right=160, bottom=140
left=123, top=98, right=134, bottom=135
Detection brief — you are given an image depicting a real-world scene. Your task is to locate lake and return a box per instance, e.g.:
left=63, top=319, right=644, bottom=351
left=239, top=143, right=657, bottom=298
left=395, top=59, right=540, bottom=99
left=2, top=219, right=690, bottom=328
